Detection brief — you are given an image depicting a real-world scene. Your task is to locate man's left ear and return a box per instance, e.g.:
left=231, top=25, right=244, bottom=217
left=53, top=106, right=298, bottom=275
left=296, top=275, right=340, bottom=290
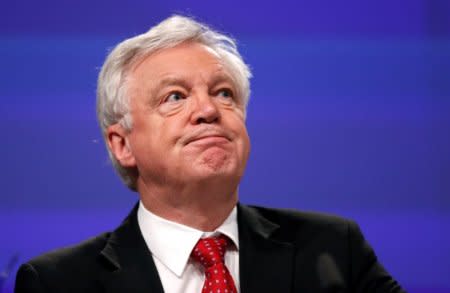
left=106, top=124, right=136, bottom=168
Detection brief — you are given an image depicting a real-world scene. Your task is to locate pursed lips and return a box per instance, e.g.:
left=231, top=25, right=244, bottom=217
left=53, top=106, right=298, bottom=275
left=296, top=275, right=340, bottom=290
left=183, top=131, right=231, bottom=146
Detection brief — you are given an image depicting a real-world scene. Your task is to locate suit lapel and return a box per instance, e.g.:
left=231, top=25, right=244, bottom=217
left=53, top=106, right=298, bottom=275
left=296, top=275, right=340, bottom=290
left=98, top=203, right=165, bottom=293
left=238, top=204, right=295, bottom=293
left=95, top=203, right=295, bottom=293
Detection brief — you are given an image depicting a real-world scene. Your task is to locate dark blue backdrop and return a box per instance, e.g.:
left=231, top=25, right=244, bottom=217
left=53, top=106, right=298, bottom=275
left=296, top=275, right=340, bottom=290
left=1, top=1, right=449, bottom=292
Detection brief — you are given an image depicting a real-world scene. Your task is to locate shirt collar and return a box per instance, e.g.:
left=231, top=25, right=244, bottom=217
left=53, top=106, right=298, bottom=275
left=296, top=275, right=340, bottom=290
left=137, top=201, right=239, bottom=277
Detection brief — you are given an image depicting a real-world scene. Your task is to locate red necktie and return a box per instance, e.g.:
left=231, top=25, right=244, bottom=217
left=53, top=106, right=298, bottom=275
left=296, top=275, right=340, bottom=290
left=191, top=235, right=238, bottom=293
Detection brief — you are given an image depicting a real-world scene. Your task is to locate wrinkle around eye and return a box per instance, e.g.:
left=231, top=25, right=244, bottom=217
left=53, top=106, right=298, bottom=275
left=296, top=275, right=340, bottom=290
left=165, top=91, right=186, bottom=103
left=157, top=91, right=188, bottom=115
left=216, top=89, right=233, bottom=98
left=213, top=88, right=235, bottom=105
left=158, top=99, right=185, bottom=116
left=215, top=85, right=235, bottom=97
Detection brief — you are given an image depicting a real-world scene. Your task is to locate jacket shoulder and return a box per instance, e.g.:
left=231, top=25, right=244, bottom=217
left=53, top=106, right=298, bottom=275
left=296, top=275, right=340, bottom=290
left=241, top=204, right=357, bottom=243
left=245, top=205, right=353, bottom=228
left=27, top=232, right=111, bottom=269
left=15, top=232, right=112, bottom=292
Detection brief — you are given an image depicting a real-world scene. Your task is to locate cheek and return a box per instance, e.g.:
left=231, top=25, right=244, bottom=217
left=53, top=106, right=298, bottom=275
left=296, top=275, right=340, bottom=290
left=128, top=117, right=163, bottom=154
left=241, top=131, right=251, bottom=158
left=155, top=117, right=189, bottom=152
left=234, top=123, right=250, bottom=155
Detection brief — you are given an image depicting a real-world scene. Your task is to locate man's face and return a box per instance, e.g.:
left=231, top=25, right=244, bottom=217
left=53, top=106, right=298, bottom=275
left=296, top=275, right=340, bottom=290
left=115, top=42, right=250, bottom=189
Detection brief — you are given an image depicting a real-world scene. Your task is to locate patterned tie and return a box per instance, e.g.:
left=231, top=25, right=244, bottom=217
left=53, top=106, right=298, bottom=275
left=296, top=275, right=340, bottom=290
left=191, top=235, right=238, bottom=293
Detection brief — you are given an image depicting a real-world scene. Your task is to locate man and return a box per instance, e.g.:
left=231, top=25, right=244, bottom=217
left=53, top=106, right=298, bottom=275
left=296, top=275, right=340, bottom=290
left=15, top=15, right=405, bottom=292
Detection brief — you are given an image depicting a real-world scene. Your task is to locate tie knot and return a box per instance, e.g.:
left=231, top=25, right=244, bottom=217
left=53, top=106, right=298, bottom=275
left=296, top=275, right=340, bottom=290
left=191, top=235, right=229, bottom=269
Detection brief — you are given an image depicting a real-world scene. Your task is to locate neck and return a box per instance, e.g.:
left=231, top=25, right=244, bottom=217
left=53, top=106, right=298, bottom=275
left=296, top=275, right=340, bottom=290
left=137, top=177, right=239, bottom=231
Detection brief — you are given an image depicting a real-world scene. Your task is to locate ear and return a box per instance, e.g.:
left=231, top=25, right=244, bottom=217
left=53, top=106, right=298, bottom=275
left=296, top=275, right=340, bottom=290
left=106, top=124, right=136, bottom=168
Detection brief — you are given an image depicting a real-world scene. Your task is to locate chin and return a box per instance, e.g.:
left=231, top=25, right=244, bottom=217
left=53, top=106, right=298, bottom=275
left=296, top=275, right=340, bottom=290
left=183, top=147, right=245, bottom=180
left=189, top=161, right=241, bottom=182
left=192, top=162, right=236, bottom=178
left=198, top=148, right=236, bottom=171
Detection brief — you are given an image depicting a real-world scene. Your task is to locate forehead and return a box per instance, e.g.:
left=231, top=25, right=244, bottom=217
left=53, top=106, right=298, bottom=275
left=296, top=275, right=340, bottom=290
left=130, top=42, right=231, bottom=84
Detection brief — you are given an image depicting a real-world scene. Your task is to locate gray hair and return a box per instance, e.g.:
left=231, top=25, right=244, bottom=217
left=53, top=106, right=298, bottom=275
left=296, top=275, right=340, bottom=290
left=96, top=15, right=252, bottom=191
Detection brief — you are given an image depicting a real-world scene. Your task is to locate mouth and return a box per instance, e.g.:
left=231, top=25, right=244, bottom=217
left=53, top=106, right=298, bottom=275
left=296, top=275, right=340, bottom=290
left=183, top=129, right=232, bottom=146
left=187, top=135, right=230, bottom=145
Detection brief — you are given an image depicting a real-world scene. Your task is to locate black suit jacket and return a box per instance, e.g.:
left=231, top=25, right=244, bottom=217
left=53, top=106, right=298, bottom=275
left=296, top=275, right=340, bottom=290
left=15, top=203, right=405, bottom=292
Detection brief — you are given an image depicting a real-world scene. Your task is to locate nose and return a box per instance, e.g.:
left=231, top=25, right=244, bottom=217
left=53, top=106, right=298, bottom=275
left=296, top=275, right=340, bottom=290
left=190, top=91, right=220, bottom=124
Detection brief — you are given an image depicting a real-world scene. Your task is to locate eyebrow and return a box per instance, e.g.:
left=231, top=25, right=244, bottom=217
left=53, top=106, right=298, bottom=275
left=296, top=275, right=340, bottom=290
left=146, top=76, right=191, bottom=104
left=154, top=76, right=191, bottom=91
left=207, top=72, right=235, bottom=88
left=154, top=72, right=235, bottom=92
left=147, top=72, right=239, bottom=106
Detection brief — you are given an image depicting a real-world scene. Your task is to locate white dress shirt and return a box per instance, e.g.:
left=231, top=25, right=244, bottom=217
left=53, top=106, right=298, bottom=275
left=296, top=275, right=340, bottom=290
left=137, top=201, right=240, bottom=293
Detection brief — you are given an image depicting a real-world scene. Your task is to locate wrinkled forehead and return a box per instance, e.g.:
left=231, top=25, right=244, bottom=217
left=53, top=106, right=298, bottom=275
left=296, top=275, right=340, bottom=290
left=126, top=42, right=242, bottom=98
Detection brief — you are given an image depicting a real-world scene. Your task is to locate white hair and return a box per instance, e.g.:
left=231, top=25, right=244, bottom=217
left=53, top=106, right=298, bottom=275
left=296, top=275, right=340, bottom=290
left=96, top=15, right=252, bottom=191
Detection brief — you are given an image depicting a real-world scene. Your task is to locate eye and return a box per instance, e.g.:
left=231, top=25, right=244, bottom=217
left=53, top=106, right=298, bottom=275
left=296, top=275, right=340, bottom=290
left=216, top=89, right=233, bottom=99
left=165, top=91, right=185, bottom=103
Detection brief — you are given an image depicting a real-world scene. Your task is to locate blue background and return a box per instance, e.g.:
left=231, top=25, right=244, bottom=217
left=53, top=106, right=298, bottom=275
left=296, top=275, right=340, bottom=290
left=1, top=1, right=449, bottom=292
